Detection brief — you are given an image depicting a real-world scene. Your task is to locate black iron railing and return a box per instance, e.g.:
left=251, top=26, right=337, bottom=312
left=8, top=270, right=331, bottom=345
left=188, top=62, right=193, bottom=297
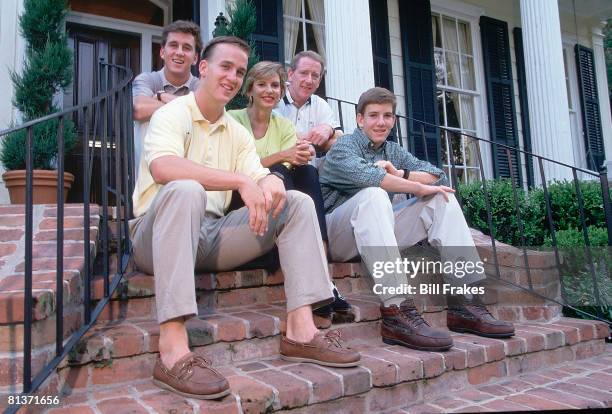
left=2, top=62, right=133, bottom=413
left=326, top=96, right=612, bottom=329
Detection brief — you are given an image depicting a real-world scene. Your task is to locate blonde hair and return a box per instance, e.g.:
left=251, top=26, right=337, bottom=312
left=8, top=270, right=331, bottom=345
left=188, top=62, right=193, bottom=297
left=242, top=61, right=287, bottom=97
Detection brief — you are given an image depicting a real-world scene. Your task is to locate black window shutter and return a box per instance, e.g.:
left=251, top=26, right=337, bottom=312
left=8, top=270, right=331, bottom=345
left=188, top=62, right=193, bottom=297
left=512, top=27, right=534, bottom=187
left=252, top=0, right=284, bottom=63
left=575, top=44, right=605, bottom=171
left=480, top=16, right=521, bottom=183
left=398, top=0, right=441, bottom=166
left=369, top=0, right=393, bottom=90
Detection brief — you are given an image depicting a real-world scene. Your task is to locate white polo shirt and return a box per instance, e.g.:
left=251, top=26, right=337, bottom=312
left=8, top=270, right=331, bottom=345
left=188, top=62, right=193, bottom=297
left=274, top=90, right=341, bottom=135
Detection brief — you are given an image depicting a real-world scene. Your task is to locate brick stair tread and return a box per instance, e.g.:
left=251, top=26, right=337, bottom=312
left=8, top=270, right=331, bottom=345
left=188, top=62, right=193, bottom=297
left=59, top=316, right=609, bottom=392
left=67, top=299, right=382, bottom=365
left=46, top=341, right=612, bottom=413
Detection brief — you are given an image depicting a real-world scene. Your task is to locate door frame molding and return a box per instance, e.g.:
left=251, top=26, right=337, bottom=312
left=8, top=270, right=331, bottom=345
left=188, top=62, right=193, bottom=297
left=67, top=11, right=164, bottom=74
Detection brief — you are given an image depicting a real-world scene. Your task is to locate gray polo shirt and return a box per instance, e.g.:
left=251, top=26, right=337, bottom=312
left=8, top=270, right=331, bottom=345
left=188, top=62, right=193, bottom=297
left=132, top=69, right=199, bottom=178
left=132, top=68, right=199, bottom=98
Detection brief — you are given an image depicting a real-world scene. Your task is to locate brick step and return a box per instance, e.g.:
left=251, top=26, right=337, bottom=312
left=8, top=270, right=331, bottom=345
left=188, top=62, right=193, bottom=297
left=90, top=264, right=370, bottom=322
left=38, top=320, right=610, bottom=414
left=93, top=262, right=365, bottom=300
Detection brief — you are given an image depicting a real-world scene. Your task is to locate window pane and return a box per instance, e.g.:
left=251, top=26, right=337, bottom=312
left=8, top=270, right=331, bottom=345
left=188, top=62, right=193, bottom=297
left=434, top=49, right=446, bottom=85
left=445, top=92, right=460, bottom=128
left=295, top=23, right=305, bottom=54
left=449, top=130, right=463, bottom=166
left=443, top=17, right=458, bottom=52
left=460, top=55, right=475, bottom=90
left=432, top=14, right=442, bottom=48
left=466, top=168, right=480, bottom=184
left=284, top=0, right=302, bottom=18
left=458, top=21, right=472, bottom=55
left=464, top=136, right=479, bottom=168
left=460, top=95, right=475, bottom=130
left=306, top=0, right=324, bottom=24
left=445, top=51, right=460, bottom=88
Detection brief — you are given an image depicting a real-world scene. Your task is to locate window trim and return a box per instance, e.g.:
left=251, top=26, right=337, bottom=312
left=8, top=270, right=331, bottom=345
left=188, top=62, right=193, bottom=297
left=430, top=4, right=490, bottom=183
left=282, top=0, right=326, bottom=66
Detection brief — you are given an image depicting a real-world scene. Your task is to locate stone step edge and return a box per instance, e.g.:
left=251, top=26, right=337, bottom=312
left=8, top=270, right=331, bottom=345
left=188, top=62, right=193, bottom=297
left=49, top=336, right=608, bottom=413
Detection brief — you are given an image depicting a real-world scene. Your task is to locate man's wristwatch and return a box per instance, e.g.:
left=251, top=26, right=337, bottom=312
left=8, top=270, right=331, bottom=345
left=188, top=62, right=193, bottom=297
left=156, top=90, right=164, bottom=101
left=403, top=170, right=410, bottom=179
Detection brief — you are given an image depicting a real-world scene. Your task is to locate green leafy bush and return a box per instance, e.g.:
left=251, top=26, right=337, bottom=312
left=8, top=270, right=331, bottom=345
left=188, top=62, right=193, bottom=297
left=458, top=179, right=544, bottom=246
left=543, top=227, right=609, bottom=247
left=458, top=179, right=608, bottom=247
left=0, top=0, right=75, bottom=171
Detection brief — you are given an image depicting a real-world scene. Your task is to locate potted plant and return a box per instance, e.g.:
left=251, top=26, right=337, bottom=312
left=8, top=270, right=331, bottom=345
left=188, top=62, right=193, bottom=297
left=0, top=0, right=76, bottom=204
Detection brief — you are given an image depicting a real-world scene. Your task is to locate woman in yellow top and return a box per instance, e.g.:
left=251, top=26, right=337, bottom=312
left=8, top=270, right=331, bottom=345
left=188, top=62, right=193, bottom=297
left=229, top=61, right=328, bottom=246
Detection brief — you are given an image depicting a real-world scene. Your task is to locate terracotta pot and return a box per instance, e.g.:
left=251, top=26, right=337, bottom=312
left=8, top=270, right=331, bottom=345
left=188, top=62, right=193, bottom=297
left=2, top=170, right=75, bottom=204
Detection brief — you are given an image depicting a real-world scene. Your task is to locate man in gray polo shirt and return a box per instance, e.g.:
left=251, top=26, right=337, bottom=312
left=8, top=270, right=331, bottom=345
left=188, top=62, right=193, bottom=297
left=132, top=20, right=201, bottom=176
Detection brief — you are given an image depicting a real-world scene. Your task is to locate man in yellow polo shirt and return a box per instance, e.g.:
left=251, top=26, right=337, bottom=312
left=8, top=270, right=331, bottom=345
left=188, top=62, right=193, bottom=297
left=130, top=36, right=360, bottom=400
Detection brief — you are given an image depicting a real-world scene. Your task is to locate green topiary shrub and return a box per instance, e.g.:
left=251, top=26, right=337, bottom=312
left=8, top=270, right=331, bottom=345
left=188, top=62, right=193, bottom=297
left=0, top=0, right=75, bottom=171
left=212, top=0, right=259, bottom=110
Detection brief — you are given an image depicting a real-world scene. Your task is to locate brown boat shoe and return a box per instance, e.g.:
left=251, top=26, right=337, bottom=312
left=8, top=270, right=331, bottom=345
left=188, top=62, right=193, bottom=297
left=280, top=330, right=361, bottom=367
left=152, top=352, right=230, bottom=399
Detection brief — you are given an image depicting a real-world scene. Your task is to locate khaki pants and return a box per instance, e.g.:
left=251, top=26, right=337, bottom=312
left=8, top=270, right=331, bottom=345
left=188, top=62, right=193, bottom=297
left=130, top=180, right=333, bottom=323
left=326, top=187, right=483, bottom=304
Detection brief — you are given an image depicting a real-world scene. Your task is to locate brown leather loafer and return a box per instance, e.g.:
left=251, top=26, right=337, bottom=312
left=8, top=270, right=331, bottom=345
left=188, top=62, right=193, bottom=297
left=447, top=304, right=515, bottom=338
left=280, top=330, right=361, bottom=367
left=381, top=300, right=453, bottom=351
left=152, top=352, right=230, bottom=399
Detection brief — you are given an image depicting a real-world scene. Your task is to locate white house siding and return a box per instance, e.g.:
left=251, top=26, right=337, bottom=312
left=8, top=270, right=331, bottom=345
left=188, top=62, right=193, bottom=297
left=0, top=0, right=25, bottom=203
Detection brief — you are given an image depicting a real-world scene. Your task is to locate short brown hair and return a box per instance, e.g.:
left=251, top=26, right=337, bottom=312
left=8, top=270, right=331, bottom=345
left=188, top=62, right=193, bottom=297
left=242, top=61, right=287, bottom=96
left=201, top=36, right=250, bottom=60
left=356, top=87, right=397, bottom=115
left=161, top=20, right=202, bottom=52
left=289, top=50, right=325, bottom=73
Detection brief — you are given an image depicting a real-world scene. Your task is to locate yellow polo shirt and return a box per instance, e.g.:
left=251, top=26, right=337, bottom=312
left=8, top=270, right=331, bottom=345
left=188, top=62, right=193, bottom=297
left=132, top=92, right=269, bottom=218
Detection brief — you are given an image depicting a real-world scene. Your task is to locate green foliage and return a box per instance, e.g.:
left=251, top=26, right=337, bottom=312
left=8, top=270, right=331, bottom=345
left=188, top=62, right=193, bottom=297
left=459, top=178, right=612, bottom=323
left=458, top=179, right=607, bottom=247
left=458, top=179, right=544, bottom=246
left=1, top=0, right=75, bottom=171
left=19, top=0, right=68, bottom=50
left=212, top=0, right=260, bottom=110
left=1, top=119, right=76, bottom=170
left=543, top=227, right=609, bottom=248
left=543, top=227, right=611, bottom=323
left=12, top=41, right=73, bottom=119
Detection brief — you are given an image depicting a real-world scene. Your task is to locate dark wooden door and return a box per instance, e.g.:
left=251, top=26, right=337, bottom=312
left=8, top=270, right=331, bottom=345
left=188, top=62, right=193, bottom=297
left=64, top=24, right=140, bottom=203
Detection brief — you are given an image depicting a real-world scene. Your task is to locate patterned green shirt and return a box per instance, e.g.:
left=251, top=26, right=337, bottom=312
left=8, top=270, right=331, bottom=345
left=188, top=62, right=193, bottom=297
left=319, top=128, right=448, bottom=213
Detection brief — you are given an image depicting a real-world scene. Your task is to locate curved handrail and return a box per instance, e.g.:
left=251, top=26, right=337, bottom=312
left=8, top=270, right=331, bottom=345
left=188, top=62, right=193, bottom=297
left=3, top=62, right=134, bottom=414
